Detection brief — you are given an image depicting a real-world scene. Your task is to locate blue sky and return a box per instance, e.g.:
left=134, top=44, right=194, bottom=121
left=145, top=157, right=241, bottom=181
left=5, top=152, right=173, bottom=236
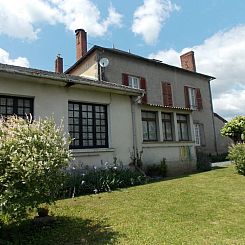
left=0, top=0, right=245, bottom=120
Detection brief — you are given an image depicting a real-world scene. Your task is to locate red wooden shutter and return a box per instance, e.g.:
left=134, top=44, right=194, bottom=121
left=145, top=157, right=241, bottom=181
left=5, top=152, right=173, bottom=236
left=122, top=73, right=129, bottom=86
left=162, top=82, right=173, bottom=106
left=184, top=86, right=190, bottom=108
left=140, top=77, right=147, bottom=104
left=196, top=88, right=203, bottom=110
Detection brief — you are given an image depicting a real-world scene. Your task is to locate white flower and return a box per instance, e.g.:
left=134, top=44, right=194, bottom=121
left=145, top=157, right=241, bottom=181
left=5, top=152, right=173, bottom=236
left=94, top=189, right=98, bottom=194
left=93, top=166, right=97, bottom=170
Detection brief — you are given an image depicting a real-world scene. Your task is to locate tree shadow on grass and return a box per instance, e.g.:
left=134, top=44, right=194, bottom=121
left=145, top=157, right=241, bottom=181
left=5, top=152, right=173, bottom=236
left=1, top=216, right=121, bottom=245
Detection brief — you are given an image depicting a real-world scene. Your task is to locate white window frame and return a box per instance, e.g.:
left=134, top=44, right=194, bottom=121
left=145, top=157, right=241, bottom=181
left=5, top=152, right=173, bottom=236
left=128, top=76, right=140, bottom=89
left=188, top=87, right=197, bottom=110
left=194, top=123, right=201, bottom=146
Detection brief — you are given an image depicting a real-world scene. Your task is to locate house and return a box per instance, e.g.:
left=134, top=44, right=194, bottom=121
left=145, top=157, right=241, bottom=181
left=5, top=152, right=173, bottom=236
left=213, top=113, right=233, bottom=154
left=0, top=29, right=230, bottom=175
left=65, top=29, right=231, bottom=159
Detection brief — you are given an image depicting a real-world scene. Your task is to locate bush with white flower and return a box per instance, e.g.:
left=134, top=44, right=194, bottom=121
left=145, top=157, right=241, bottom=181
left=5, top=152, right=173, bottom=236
left=0, top=116, right=71, bottom=223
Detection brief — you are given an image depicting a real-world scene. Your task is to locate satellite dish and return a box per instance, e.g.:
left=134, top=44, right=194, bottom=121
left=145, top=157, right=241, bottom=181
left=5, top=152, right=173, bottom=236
left=99, top=58, right=109, bottom=68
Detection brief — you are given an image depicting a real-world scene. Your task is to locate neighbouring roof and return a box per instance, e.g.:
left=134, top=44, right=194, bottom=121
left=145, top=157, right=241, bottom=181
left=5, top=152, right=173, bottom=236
left=0, top=63, right=143, bottom=96
left=214, top=112, right=227, bottom=123
left=65, top=45, right=215, bottom=81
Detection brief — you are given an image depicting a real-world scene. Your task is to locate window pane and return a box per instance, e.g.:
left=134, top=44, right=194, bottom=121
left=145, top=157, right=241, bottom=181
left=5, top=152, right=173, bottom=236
left=148, top=121, right=157, bottom=140
left=142, top=121, right=148, bottom=141
left=0, top=106, right=6, bottom=114
left=0, top=98, right=6, bottom=105
left=165, top=122, right=173, bottom=140
left=7, top=99, right=14, bottom=106
left=182, top=123, right=189, bottom=140
left=194, top=124, right=201, bottom=146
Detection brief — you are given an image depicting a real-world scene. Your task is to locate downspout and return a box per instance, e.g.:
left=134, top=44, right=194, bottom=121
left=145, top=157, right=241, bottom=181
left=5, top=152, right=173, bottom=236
left=208, top=79, right=218, bottom=155
left=130, top=92, right=144, bottom=160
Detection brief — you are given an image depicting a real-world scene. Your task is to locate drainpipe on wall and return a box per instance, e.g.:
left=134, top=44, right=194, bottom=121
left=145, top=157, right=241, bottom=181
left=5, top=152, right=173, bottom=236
left=130, top=93, right=144, bottom=160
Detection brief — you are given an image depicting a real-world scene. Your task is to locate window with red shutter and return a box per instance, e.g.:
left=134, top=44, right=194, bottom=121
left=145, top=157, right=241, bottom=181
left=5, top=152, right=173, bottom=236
left=140, top=77, right=147, bottom=104
left=162, top=82, right=173, bottom=106
left=184, top=86, right=203, bottom=110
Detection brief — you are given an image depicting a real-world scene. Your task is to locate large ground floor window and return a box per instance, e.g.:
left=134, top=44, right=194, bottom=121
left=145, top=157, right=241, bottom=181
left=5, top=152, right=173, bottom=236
left=0, top=95, right=33, bottom=118
left=162, top=113, right=173, bottom=141
left=68, top=102, right=108, bottom=149
left=177, top=114, right=189, bottom=141
left=142, top=111, right=157, bottom=141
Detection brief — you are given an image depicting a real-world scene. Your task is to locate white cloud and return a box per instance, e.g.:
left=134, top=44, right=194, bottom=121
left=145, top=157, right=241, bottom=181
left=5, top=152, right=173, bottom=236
left=149, top=25, right=245, bottom=120
left=0, top=0, right=122, bottom=40
left=54, top=1, right=123, bottom=37
left=0, top=48, right=30, bottom=67
left=132, top=0, right=180, bottom=45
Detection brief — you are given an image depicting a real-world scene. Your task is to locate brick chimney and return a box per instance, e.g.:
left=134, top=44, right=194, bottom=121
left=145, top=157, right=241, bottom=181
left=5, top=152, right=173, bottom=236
left=55, top=54, right=63, bottom=73
left=75, top=29, right=87, bottom=60
left=180, top=51, right=196, bottom=72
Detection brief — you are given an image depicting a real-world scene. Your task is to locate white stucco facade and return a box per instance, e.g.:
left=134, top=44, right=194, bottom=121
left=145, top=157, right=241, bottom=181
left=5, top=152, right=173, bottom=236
left=0, top=64, right=197, bottom=175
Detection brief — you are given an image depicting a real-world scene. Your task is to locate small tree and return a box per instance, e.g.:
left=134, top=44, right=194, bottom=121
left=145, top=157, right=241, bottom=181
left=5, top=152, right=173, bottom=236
left=228, top=143, right=245, bottom=175
left=0, top=116, right=71, bottom=223
left=221, top=116, right=245, bottom=143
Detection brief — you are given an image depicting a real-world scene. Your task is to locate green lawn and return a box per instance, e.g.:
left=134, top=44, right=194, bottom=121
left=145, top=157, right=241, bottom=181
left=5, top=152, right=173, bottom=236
left=2, top=164, right=245, bottom=245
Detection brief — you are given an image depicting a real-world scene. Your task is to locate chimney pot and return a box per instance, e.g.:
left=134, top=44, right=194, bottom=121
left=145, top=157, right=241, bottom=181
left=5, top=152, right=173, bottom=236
left=55, top=55, right=63, bottom=73
left=75, top=29, right=87, bottom=60
left=180, top=51, right=196, bottom=72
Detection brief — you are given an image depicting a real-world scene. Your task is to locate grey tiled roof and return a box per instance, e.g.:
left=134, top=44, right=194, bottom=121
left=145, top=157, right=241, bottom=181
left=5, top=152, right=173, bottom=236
left=0, top=63, right=143, bottom=95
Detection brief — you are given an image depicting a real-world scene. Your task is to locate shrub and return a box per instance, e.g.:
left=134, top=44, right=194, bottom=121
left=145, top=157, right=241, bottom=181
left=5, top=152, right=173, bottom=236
left=228, top=143, right=245, bottom=175
left=145, top=158, right=167, bottom=178
left=62, top=161, right=146, bottom=197
left=0, top=116, right=71, bottom=223
left=196, top=152, right=212, bottom=171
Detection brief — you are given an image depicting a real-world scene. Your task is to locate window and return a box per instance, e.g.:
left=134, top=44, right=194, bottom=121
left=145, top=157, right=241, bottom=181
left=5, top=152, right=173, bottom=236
left=188, top=87, right=196, bottom=110
left=194, top=124, right=201, bottom=146
left=177, top=114, right=189, bottom=141
left=184, top=86, right=203, bottom=110
left=193, top=123, right=206, bottom=146
left=122, top=73, right=147, bottom=103
left=128, top=76, right=140, bottom=89
left=0, top=95, right=33, bottom=118
left=142, top=111, right=157, bottom=141
left=162, top=113, right=173, bottom=141
left=68, top=102, right=108, bottom=149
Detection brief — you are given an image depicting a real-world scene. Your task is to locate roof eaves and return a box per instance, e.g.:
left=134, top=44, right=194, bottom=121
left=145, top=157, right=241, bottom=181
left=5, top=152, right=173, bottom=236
left=143, top=103, right=192, bottom=111
left=0, top=63, right=143, bottom=96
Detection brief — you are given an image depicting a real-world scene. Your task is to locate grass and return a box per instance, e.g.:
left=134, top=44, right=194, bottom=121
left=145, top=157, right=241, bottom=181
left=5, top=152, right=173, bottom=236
left=1, top=164, right=245, bottom=245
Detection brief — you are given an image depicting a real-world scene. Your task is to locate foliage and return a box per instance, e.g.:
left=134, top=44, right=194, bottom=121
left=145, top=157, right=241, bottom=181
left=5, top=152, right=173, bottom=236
left=221, top=116, right=245, bottom=143
left=145, top=158, right=167, bottom=178
left=196, top=151, right=212, bottom=171
left=228, top=143, right=245, bottom=175
left=62, top=160, right=146, bottom=197
left=0, top=116, right=71, bottom=223
left=129, top=148, right=143, bottom=169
